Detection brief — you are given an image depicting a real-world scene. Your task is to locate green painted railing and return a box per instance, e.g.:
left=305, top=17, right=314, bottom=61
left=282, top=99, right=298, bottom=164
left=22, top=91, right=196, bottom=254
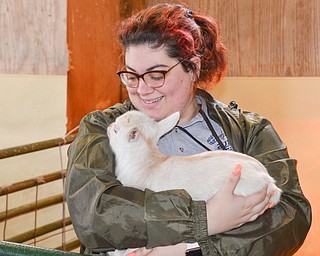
left=0, top=241, right=84, bottom=255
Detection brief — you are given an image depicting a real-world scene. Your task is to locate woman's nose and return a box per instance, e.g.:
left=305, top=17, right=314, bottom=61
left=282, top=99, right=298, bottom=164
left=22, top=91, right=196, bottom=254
left=136, top=78, right=155, bottom=95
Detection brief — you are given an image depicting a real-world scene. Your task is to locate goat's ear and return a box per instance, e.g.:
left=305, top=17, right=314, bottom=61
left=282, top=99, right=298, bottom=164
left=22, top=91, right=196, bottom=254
left=158, top=112, right=180, bottom=137
left=128, top=127, right=139, bottom=142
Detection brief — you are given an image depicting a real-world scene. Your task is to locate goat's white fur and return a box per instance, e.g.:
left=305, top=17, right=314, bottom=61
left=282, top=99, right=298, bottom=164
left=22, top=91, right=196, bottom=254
left=107, top=110, right=281, bottom=202
left=107, top=110, right=282, bottom=255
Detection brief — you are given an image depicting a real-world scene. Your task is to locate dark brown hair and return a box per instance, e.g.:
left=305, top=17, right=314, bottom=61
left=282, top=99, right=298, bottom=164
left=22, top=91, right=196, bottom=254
left=118, top=3, right=227, bottom=88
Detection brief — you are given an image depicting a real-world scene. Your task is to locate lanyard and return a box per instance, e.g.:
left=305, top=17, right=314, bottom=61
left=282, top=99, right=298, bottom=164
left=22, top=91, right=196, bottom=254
left=176, top=108, right=227, bottom=151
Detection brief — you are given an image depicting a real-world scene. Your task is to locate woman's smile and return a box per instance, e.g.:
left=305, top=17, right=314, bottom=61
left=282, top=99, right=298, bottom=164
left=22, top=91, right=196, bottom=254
left=140, top=95, right=164, bottom=104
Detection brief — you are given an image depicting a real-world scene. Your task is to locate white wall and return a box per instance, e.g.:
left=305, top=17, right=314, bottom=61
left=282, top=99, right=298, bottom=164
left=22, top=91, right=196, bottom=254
left=211, top=77, right=320, bottom=120
left=0, top=75, right=67, bottom=148
left=0, top=74, right=76, bottom=249
left=0, top=74, right=69, bottom=183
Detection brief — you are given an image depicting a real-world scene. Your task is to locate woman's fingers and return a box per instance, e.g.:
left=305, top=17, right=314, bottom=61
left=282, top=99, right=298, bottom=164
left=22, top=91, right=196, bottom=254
left=146, top=243, right=187, bottom=256
left=127, top=248, right=153, bottom=256
left=207, top=164, right=274, bottom=235
left=225, top=164, right=242, bottom=193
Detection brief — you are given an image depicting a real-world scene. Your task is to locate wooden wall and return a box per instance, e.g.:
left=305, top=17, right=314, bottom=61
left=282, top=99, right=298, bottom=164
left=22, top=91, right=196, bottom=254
left=148, top=0, right=320, bottom=77
left=2, top=0, right=318, bottom=76
left=66, top=0, right=144, bottom=131
left=2, top=0, right=319, bottom=129
left=0, top=0, right=67, bottom=75
left=66, top=0, right=121, bottom=131
left=1, top=0, right=318, bottom=254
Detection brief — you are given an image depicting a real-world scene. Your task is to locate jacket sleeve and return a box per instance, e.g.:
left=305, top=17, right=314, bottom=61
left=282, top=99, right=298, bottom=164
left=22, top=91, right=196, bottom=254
left=65, top=105, right=208, bottom=253
left=200, top=109, right=312, bottom=255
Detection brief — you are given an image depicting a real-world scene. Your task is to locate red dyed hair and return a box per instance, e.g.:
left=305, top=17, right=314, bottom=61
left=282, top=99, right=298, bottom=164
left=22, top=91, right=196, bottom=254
left=118, top=3, right=227, bottom=87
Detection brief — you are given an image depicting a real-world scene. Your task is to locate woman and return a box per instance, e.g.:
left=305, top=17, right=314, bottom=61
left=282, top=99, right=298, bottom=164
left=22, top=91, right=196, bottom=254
left=66, top=3, right=311, bottom=255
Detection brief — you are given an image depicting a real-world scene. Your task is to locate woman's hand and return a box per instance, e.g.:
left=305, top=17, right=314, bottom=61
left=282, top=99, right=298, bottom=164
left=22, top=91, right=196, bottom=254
left=127, top=247, right=153, bottom=256
left=206, top=164, right=274, bottom=235
left=128, top=243, right=187, bottom=256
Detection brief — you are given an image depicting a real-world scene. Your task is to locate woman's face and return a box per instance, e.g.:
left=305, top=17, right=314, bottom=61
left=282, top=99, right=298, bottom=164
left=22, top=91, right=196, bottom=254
left=124, top=44, right=198, bottom=123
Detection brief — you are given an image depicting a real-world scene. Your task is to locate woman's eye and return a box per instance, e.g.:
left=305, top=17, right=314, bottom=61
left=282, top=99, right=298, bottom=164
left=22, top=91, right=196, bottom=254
left=127, top=75, right=137, bottom=81
left=150, top=73, right=163, bottom=81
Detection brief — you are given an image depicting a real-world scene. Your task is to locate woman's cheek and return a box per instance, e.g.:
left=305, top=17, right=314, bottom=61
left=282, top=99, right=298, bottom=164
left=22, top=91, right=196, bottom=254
left=126, top=87, right=138, bottom=95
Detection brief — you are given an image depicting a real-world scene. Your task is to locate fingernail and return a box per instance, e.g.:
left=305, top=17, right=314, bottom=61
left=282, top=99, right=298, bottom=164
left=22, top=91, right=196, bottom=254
left=269, top=202, right=275, bottom=208
left=127, top=252, right=136, bottom=256
left=271, top=191, right=275, bottom=196
left=232, top=164, right=242, bottom=175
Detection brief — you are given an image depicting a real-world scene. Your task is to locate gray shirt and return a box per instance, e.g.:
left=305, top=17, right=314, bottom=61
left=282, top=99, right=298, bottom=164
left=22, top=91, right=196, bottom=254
left=158, top=95, right=233, bottom=156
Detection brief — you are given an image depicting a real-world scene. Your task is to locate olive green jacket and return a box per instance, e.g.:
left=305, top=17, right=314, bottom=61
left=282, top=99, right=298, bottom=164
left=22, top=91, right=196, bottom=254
left=66, top=89, right=311, bottom=255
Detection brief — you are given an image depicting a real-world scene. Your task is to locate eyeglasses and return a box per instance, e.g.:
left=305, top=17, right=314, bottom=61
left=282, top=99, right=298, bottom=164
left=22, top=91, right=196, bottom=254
left=117, top=60, right=182, bottom=88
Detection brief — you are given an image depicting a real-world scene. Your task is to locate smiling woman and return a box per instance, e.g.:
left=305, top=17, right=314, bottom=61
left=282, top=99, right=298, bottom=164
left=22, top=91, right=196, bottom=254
left=66, top=3, right=311, bottom=256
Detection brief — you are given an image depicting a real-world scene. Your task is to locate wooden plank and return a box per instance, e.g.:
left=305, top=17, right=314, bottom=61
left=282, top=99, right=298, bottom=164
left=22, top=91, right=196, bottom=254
left=66, top=0, right=122, bottom=131
left=147, top=0, right=320, bottom=76
left=0, top=0, right=67, bottom=75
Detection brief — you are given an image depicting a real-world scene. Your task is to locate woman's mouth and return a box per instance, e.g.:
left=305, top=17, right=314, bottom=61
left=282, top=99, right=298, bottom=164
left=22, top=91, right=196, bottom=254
left=141, top=96, right=164, bottom=104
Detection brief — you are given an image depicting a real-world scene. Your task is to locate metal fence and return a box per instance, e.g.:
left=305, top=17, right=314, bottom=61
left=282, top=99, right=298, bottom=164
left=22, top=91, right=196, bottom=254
left=0, top=135, right=82, bottom=254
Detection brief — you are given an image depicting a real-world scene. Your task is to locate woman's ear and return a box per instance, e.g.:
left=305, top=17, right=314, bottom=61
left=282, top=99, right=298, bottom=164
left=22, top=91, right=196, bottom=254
left=190, top=56, right=201, bottom=81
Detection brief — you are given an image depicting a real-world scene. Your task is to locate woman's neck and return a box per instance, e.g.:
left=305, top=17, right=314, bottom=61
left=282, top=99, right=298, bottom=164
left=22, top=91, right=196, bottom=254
left=178, top=100, right=200, bottom=125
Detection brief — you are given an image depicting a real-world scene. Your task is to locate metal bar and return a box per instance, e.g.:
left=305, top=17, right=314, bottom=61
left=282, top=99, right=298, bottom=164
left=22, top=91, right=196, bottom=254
left=55, top=239, right=81, bottom=252
left=6, top=217, right=72, bottom=243
left=0, top=241, right=82, bottom=255
left=0, top=135, right=76, bottom=159
left=0, top=170, right=66, bottom=196
left=0, top=194, right=63, bottom=222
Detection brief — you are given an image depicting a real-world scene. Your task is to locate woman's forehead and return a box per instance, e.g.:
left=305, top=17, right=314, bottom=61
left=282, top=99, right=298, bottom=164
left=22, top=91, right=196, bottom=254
left=125, top=45, right=173, bottom=70
left=125, top=45, right=168, bottom=59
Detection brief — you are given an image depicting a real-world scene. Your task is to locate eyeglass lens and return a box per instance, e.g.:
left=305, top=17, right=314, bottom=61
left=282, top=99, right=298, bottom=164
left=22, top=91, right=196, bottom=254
left=120, top=72, right=165, bottom=88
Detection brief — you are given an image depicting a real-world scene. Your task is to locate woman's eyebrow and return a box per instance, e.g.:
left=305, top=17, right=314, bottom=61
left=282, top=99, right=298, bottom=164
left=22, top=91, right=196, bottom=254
left=126, top=63, right=169, bottom=72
